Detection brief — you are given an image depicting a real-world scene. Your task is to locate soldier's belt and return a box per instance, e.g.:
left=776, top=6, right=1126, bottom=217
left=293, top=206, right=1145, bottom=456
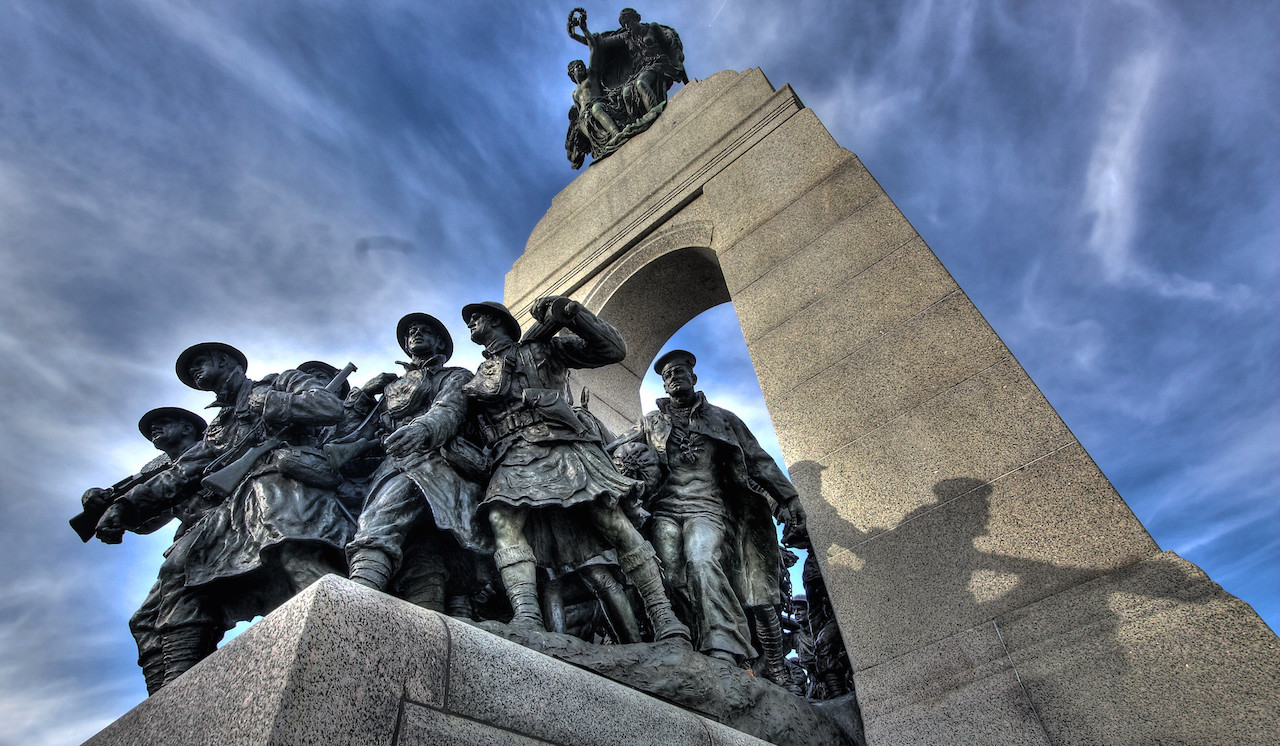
left=485, top=408, right=541, bottom=442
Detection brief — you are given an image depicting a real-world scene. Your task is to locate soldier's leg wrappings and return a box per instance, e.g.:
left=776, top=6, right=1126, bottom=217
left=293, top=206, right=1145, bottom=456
left=619, top=543, right=691, bottom=642
left=160, top=623, right=218, bottom=687
left=752, top=605, right=804, bottom=695
left=494, top=545, right=542, bottom=629
left=130, top=582, right=166, bottom=695
left=348, top=547, right=395, bottom=591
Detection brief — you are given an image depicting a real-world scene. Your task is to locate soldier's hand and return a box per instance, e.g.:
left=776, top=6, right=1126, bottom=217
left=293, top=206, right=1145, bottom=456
left=95, top=504, right=127, bottom=544
left=384, top=421, right=429, bottom=458
left=532, top=296, right=581, bottom=324
left=780, top=500, right=810, bottom=548
left=531, top=296, right=555, bottom=322
left=81, top=487, right=112, bottom=511
left=362, top=372, right=399, bottom=396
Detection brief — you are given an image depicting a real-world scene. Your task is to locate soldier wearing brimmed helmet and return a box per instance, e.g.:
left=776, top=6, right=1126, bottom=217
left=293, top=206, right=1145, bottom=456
left=342, top=313, right=492, bottom=614
left=80, top=406, right=210, bottom=694
left=460, top=297, right=689, bottom=643
left=102, top=342, right=353, bottom=688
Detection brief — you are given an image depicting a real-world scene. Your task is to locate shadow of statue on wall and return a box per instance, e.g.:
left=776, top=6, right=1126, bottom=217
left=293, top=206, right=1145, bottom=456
left=786, top=463, right=1225, bottom=744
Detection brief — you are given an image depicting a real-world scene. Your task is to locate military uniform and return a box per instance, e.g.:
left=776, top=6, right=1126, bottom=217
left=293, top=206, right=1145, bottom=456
left=345, top=321, right=491, bottom=613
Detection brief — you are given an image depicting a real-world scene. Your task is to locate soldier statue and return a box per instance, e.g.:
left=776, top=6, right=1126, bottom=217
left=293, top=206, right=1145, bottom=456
left=460, top=298, right=688, bottom=642
left=95, top=343, right=355, bottom=685
left=77, top=407, right=217, bottom=694
left=611, top=350, right=807, bottom=692
left=341, top=313, right=493, bottom=614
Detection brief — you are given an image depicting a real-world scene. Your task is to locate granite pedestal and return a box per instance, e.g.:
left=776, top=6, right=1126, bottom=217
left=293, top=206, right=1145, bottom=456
left=84, top=576, right=775, bottom=746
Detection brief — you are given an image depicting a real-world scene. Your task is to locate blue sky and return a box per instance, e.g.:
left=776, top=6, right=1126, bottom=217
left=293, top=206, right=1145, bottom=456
left=0, top=1, right=1275, bottom=743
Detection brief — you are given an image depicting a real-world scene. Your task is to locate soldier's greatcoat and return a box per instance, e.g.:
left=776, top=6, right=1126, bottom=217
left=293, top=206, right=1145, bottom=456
left=617, top=392, right=796, bottom=608
left=124, top=370, right=353, bottom=621
left=465, top=309, right=641, bottom=572
left=347, top=357, right=490, bottom=561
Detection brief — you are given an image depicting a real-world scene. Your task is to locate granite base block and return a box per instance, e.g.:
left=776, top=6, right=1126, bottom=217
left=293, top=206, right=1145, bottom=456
left=476, top=621, right=858, bottom=746
left=82, top=576, right=775, bottom=746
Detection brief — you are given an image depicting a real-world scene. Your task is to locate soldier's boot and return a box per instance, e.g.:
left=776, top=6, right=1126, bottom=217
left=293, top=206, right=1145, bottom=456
left=445, top=594, right=474, bottom=619
left=399, top=570, right=447, bottom=613
left=494, top=546, right=543, bottom=629
left=348, top=548, right=394, bottom=592
left=752, top=606, right=804, bottom=695
left=138, top=649, right=166, bottom=696
left=820, top=669, right=851, bottom=698
left=160, top=624, right=218, bottom=687
left=620, top=544, right=690, bottom=642
left=581, top=566, right=642, bottom=644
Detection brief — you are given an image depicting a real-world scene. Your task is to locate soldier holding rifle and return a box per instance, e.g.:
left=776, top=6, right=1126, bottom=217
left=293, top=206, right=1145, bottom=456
left=76, top=407, right=212, bottom=694
left=340, top=313, right=493, bottom=614
left=96, top=343, right=356, bottom=688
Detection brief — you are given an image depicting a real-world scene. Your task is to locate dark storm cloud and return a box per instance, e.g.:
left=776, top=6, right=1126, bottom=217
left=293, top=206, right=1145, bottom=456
left=0, top=1, right=1275, bottom=742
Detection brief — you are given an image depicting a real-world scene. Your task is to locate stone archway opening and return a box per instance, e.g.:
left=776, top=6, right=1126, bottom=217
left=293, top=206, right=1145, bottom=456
left=569, top=242, right=729, bottom=433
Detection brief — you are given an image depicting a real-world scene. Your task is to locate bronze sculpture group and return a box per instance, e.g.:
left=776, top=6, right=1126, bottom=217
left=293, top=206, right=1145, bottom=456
left=75, top=6, right=854, bottom=706
left=78, top=299, right=851, bottom=699
left=565, top=7, right=686, bottom=169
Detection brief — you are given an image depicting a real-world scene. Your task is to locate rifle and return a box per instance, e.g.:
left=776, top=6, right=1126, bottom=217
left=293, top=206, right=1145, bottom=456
left=321, top=383, right=388, bottom=472
left=69, top=455, right=172, bottom=542
left=200, top=363, right=357, bottom=499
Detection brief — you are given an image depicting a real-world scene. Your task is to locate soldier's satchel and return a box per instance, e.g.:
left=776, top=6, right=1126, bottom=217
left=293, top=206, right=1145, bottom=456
left=439, top=437, right=491, bottom=482
left=522, top=388, right=587, bottom=433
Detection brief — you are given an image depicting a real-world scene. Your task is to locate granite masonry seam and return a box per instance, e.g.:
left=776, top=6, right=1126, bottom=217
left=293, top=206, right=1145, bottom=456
left=697, top=716, right=715, bottom=746
left=817, top=439, right=1082, bottom=568
left=791, top=349, right=1009, bottom=467
left=854, top=620, right=1018, bottom=711
left=390, top=692, right=409, bottom=745
left=524, top=78, right=799, bottom=260
left=766, top=288, right=968, bottom=407
left=742, top=228, right=931, bottom=349
left=513, top=94, right=804, bottom=316
left=721, top=193, right=901, bottom=309
left=526, top=70, right=770, bottom=252
left=993, top=618, right=1055, bottom=746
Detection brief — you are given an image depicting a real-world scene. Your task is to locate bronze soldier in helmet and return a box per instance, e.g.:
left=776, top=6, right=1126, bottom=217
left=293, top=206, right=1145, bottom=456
left=460, top=298, right=688, bottom=642
left=342, top=313, right=493, bottom=615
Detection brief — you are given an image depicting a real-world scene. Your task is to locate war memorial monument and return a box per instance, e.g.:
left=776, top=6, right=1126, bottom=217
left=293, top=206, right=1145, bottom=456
left=76, top=8, right=1279, bottom=746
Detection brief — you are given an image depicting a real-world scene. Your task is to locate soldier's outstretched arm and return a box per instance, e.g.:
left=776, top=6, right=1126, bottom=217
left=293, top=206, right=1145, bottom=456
left=256, top=369, right=345, bottom=427
left=535, top=297, right=626, bottom=368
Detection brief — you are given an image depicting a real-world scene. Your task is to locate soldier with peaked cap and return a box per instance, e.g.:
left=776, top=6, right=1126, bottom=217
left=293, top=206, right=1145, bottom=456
left=85, top=406, right=215, bottom=694
left=609, top=349, right=808, bottom=692
left=102, top=342, right=354, bottom=687
left=461, top=297, right=689, bottom=642
left=343, top=313, right=493, bottom=614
